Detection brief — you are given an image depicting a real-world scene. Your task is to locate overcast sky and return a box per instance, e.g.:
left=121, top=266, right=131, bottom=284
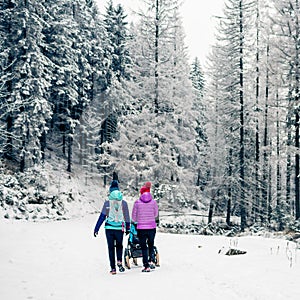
left=96, top=0, right=225, bottom=65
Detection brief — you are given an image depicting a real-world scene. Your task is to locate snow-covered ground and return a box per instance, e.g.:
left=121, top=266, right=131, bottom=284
left=1, top=214, right=299, bottom=300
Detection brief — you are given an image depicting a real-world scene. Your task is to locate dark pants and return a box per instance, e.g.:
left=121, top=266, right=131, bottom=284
left=105, top=229, right=123, bottom=269
left=137, top=228, right=156, bottom=268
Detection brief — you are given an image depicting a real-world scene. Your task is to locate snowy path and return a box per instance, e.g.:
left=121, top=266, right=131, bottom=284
left=1, top=215, right=299, bottom=300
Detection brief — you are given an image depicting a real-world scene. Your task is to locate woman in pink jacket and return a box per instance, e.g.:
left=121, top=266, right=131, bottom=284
left=131, top=191, right=158, bottom=272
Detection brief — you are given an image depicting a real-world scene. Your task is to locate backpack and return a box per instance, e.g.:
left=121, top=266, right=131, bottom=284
left=107, top=200, right=124, bottom=223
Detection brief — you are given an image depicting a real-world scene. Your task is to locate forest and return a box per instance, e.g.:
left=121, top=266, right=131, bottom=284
left=0, top=0, right=300, bottom=232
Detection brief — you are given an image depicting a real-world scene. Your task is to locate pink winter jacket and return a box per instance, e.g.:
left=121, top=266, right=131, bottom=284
left=131, top=192, right=158, bottom=229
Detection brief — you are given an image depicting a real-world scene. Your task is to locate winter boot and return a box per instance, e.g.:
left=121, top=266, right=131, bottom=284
left=142, top=267, right=150, bottom=272
left=110, top=269, right=116, bottom=275
left=117, top=261, right=125, bottom=272
left=149, top=262, right=156, bottom=269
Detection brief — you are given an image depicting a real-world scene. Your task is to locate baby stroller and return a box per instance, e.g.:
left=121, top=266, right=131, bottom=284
left=124, top=223, right=160, bottom=269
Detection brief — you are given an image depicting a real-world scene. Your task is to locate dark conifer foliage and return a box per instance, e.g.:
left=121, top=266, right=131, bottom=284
left=190, top=57, right=205, bottom=99
left=0, top=0, right=52, bottom=170
left=102, top=0, right=131, bottom=90
left=0, top=0, right=104, bottom=172
left=1, top=0, right=300, bottom=231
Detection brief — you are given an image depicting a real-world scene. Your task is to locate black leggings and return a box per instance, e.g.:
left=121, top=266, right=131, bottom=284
left=105, top=229, right=123, bottom=269
left=137, top=228, right=156, bottom=268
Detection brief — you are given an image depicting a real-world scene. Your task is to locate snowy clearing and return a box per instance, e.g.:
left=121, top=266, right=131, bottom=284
left=0, top=214, right=299, bottom=300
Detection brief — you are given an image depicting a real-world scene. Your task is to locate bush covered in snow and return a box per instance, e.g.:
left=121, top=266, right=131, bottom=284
left=0, top=158, right=101, bottom=221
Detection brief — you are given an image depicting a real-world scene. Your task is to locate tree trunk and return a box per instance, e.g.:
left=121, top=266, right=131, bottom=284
left=239, top=0, right=246, bottom=231
left=268, top=159, right=272, bottom=223
left=226, top=187, right=232, bottom=226
left=5, top=115, right=13, bottom=160
left=154, top=0, right=159, bottom=114
left=295, top=0, right=300, bottom=220
left=226, top=147, right=232, bottom=226
left=40, top=131, right=46, bottom=162
left=262, top=43, right=270, bottom=225
left=254, top=0, right=261, bottom=223
left=67, top=135, right=73, bottom=172
left=276, top=91, right=283, bottom=230
left=295, top=112, right=300, bottom=219
left=20, top=137, right=26, bottom=172
left=286, top=86, right=292, bottom=215
left=208, top=199, right=214, bottom=224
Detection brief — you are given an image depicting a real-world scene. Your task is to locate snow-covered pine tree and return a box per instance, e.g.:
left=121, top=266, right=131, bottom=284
left=0, top=0, right=15, bottom=161
left=205, top=43, right=231, bottom=224
left=246, top=0, right=285, bottom=227
left=190, top=57, right=205, bottom=99
left=0, top=0, right=52, bottom=171
left=205, top=0, right=256, bottom=229
left=271, top=0, right=300, bottom=222
left=105, top=0, right=202, bottom=209
left=43, top=0, right=92, bottom=172
left=72, top=0, right=106, bottom=175
left=190, top=57, right=209, bottom=191
left=91, top=0, right=134, bottom=185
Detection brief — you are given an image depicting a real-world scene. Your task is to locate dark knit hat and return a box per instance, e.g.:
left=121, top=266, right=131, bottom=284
left=109, top=180, right=119, bottom=193
left=112, top=171, right=119, bottom=181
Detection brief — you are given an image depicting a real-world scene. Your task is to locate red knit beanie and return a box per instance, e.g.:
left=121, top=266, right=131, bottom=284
left=145, top=181, right=151, bottom=189
left=140, top=186, right=148, bottom=194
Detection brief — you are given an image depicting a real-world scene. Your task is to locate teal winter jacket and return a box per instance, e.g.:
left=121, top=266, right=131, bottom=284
left=94, top=197, right=130, bottom=233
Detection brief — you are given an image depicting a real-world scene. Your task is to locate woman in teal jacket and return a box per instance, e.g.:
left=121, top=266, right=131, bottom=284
left=94, top=190, right=130, bottom=274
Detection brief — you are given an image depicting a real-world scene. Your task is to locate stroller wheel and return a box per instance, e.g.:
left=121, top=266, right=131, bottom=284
left=124, top=248, right=131, bottom=269
left=155, top=252, right=160, bottom=267
left=125, top=254, right=131, bottom=269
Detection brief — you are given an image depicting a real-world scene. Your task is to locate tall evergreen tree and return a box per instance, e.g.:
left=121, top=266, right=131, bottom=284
left=206, top=0, right=256, bottom=229
left=190, top=57, right=209, bottom=190
left=190, top=57, right=205, bottom=99
left=0, top=0, right=52, bottom=171
left=205, top=42, right=233, bottom=224
left=106, top=0, right=201, bottom=209
left=94, top=0, right=134, bottom=184
left=101, top=0, right=131, bottom=90
left=73, top=0, right=106, bottom=172
left=272, top=0, right=300, bottom=220
left=43, top=0, right=95, bottom=172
